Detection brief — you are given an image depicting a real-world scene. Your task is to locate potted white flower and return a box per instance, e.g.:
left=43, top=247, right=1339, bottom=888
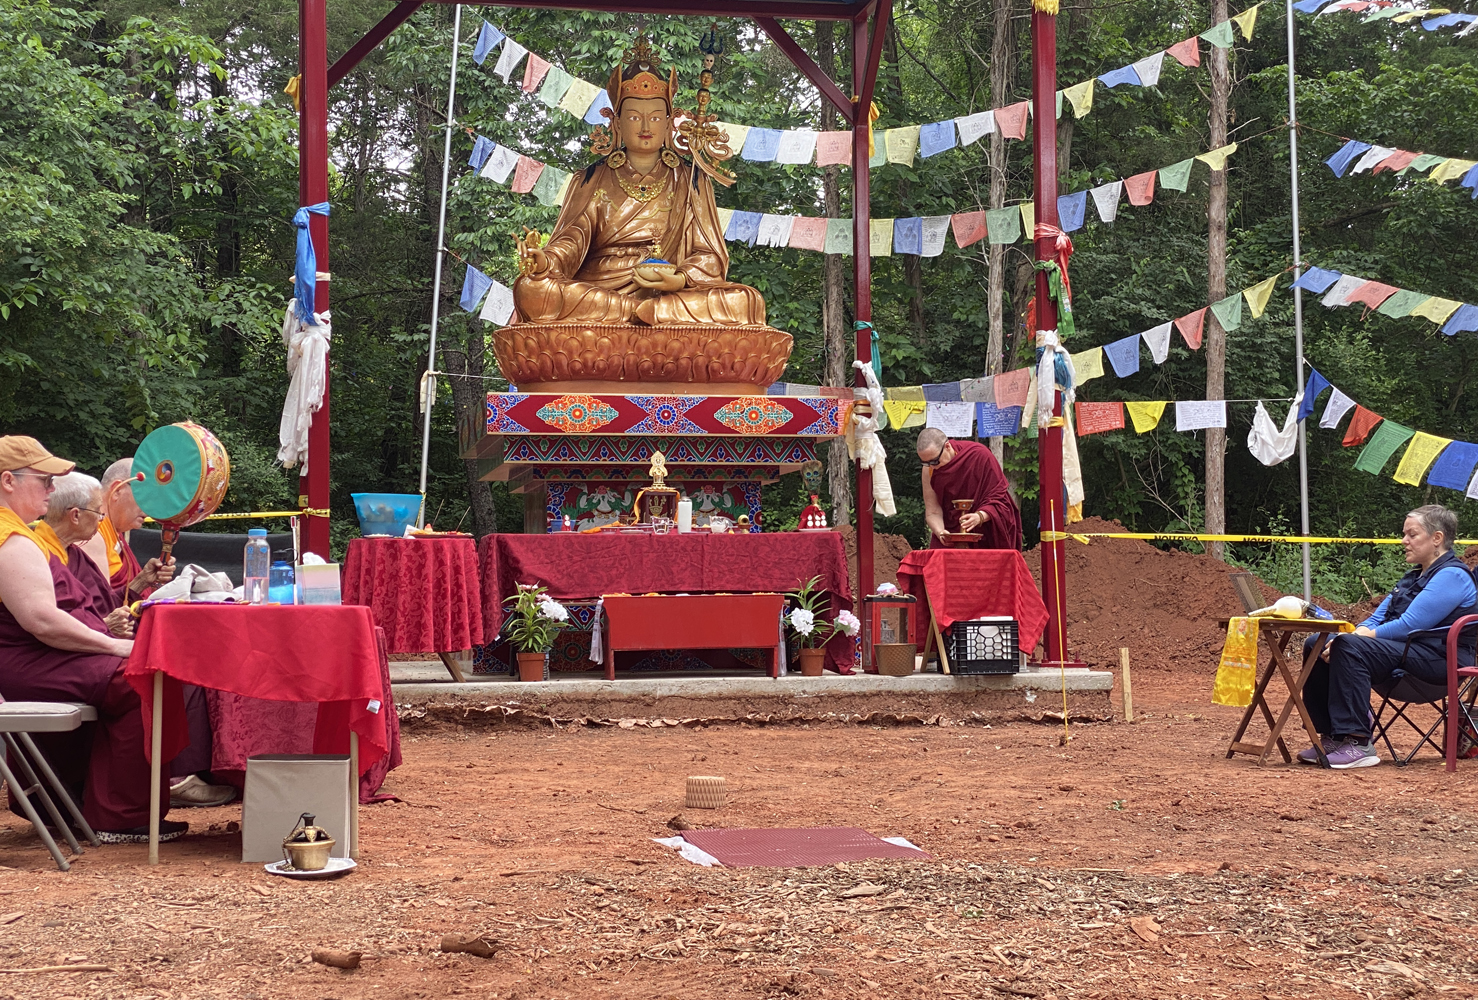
left=785, top=577, right=862, bottom=676
left=503, top=583, right=570, bottom=681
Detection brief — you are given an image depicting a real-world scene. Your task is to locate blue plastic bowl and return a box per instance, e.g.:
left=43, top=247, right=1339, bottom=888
left=351, top=493, right=423, bottom=537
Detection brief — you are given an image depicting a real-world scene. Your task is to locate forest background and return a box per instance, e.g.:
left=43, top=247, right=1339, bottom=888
left=3, top=0, right=1475, bottom=602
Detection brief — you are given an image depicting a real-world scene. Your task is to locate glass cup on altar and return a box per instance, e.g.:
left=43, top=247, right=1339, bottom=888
left=652, top=516, right=673, bottom=535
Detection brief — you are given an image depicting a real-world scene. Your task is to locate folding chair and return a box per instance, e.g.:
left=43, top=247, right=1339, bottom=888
left=0, top=702, right=101, bottom=871
left=1370, top=616, right=1478, bottom=769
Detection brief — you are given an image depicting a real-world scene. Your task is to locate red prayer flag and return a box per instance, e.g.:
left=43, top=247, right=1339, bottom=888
left=1074, top=401, right=1125, bottom=436
left=1167, top=37, right=1200, bottom=68
left=1343, top=405, right=1383, bottom=447
left=1124, top=170, right=1157, bottom=206
left=1344, top=281, right=1399, bottom=311
left=522, top=53, right=552, bottom=93
left=994, top=367, right=1031, bottom=407
left=994, top=101, right=1029, bottom=141
left=787, top=217, right=829, bottom=252
left=1372, top=150, right=1418, bottom=175
left=951, top=210, right=988, bottom=248
left=511, top=155, right=544, bottom=194
left=1175, top=307, right=1206, bottom=349
left=815, top=132, right=852, bottom=167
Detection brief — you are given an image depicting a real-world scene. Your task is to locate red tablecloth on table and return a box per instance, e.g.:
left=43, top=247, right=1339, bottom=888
left=896, top=549, right=1048, bottom=653
left=125, top=605, right=392, bottom=777
left=479, top=532, right=853, bottom=670
left=342, top=537, right=483, bottom=653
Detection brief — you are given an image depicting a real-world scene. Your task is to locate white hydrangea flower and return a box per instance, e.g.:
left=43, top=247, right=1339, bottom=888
left=788, top=607, right=815, bottom=635
left=539, top=598, right=570, bottom=622
left=834, top=610, right=861, bottom=637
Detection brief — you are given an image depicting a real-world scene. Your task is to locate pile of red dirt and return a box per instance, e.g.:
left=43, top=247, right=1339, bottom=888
left=838, top=523, right=915, bottom=597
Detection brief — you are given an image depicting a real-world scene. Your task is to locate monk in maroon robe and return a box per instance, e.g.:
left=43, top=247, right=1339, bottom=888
left=917, top=428, right=1021, bottom=550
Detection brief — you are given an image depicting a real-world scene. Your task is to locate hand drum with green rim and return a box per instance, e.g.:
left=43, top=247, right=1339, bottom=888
left=132, top=422, right=231, bottom=535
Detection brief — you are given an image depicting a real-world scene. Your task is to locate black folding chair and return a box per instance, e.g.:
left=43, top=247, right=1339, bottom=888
left=1371, top=617, right=1478, bottom=767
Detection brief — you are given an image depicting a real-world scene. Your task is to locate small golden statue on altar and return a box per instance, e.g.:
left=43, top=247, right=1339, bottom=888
left=497, top=36, right=793, bottom=392
left=632, top=450, right=680, bottom=523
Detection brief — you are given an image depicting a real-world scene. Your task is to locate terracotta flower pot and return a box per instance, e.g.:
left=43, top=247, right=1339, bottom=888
left=797, top=647, right=826, bottom=677
left=516, top=651, right=549, bottom=682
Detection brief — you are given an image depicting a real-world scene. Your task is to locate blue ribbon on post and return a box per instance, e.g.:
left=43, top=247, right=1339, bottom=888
left=294, top=203, right=331, bottom=324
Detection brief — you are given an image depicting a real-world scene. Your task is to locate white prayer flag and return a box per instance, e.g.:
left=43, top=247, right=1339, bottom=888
left=920, top=215, right=952, bottom=257
left=1175, top=400, right=1227, bottom=431
left=1090, top=180, right=1123, bottom=224
left=756, top=214, right=796, bottom=248
left=478, top=279, right=515, bottom=326
left=1468, top=467, right=1478, bottom=501
left=1319, top=387, right=1357, bottom=429
left=493, top=40, right=528, bottom=83
left=954, top=110, right=996, bottom=147
left=1321, top=274, right=1367, bottom=308
left=1140, top=321, right=1173, bottom=364
left=925, top=401, right=975, bottom=437
left=774, top=129, right=819, bottom=165
left=1350, top=145, right=1396, bottom=174
left=480, top=144, right=519, bottom=184
left=1131, top=50, right=1166, bottom=87
left=960, top=377, right=993, bottom=402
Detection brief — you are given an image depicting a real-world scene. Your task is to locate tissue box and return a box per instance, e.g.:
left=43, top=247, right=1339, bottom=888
left=297, top=562, right=341, bottom=605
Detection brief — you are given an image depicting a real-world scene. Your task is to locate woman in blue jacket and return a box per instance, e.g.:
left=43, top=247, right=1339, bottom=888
left=1300, top=505, right=1476, bottom=769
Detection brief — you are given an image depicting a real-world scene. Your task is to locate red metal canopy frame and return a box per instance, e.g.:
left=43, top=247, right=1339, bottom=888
left=297, top=0, right=1070, bottom=669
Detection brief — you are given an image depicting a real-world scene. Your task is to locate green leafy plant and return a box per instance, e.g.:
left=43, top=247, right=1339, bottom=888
left=785, top=576, right=861, bottom=649
left=502, top=583, right=569, bottom=653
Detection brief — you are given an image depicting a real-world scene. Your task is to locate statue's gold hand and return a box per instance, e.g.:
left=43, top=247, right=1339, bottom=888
left=633, top=269, right=686, bottom=292
left=523, top=246, right=551, bottom=276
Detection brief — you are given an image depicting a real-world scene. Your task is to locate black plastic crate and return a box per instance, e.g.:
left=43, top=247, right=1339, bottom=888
left=945, top=617, right=1020, bottom=674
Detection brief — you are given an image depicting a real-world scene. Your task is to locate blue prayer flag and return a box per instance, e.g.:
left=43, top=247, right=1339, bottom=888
left=923, top=382, right=963, bottom=402
left=1293, top=0, right=1332, bottom=9
left=1057, top=191, right=1087, bottom=233
left=1325, top=139, right=1371, bottom=178
left=1422, top=12, right=1475, bottom=29
left=976, top=402, right=1023, bottom=437
left=1098, top=65, right=1143, bottom=89
left=893, top=217, right=924, bottom=255
left=1297, top=369, right=1331, bottom=422
left=1426, top=440, right=1478, bottom=491
left=1102, top=334, right=1141, bottom=378
left=918, top=121, right=958, bottom=158
left=766, top=382, right=790, bottom=396
left=468, top=135, right=494, bottom=171
left=741, top=128, right=783, bottom=162
left=726, top=210, right=762, bottom=246
left=583, top=89, right=612, bottom=126
left=292, top=202, right=330, bottom=322
left=1291, top=267, right=1341, bottom=294
left=473, top=22, right=505, bottom=65
left=1462, top=163, right=1478, bottom=199
left=460, top=265, right=493, bottom=312
left=1441, top=303, right=1478, bottom=335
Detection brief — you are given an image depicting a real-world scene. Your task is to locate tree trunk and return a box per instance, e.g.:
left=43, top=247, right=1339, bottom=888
left=986, top=0, right=1015, bottom=464
left=443, top=334, right=499, bottom=537
left=1205, top=0, right=1231, bottom=559
left=817, top=21, right=853, bottom=526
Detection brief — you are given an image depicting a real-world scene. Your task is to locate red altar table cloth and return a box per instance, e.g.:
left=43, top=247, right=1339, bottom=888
left=602, top=594, right=786, bottom=678
left=479, top=532, right=853, bottom=670
left=342, top=537, right=483, bottom=652
left=125, top=605, right=392, bottom=777
left=896, top=549, right=1048, bottom=653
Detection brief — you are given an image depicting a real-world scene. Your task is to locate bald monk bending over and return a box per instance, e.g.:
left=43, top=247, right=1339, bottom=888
left=917, top=427, right=1022, bottom=550
left=0, top=437, right=186, bottom=843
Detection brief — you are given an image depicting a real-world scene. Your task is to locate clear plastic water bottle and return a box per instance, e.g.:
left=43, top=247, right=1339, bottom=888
left=243, top=528, right=270, bottom=604
left=268, top=560, right=295, bottom=604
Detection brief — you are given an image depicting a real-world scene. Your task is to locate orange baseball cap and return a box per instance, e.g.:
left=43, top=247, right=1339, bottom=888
left=0, top=436, right=76, bottom=475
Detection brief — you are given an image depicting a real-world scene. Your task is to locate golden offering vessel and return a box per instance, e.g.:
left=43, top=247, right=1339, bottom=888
left=633, top=450, right=680, bottom=523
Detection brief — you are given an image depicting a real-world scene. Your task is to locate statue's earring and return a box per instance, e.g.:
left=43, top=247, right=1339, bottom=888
left=660, top=148, right=680, bottom=168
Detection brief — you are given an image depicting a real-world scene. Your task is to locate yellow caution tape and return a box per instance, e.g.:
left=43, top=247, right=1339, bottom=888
left=144, top=509, right=330, bottom=524
left=1042, top=531, right=1478, bottom=546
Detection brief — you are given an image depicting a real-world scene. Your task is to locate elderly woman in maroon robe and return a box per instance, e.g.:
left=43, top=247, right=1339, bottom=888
left=917, top=428, right=1022, bottom=550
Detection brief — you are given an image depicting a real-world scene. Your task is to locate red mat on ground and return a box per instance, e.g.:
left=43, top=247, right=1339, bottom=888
left=679, top=826, right=930, bottom=867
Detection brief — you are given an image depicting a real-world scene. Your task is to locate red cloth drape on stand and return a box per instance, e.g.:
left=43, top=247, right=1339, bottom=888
left=897, top=549, right=1048, bottom=653
left=125, top=605, right=391, bottom=778
left=479, top=532, right=854, bottom=670
left=341, top=537, right=483, bottom=653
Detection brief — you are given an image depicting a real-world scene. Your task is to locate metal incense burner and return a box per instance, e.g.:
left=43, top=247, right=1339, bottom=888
left=282, top=812, right=336, bottom=871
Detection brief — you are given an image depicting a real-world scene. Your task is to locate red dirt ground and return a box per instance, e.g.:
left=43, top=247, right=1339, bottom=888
left=2, top=532, right=1475, bottom=999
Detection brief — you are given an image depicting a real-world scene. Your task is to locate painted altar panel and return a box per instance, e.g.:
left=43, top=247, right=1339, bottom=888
left=544, top=481, right=762, bottom=532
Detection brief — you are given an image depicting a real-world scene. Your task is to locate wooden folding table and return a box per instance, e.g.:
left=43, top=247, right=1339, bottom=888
left=1224, top=618, right=1350, bottom=766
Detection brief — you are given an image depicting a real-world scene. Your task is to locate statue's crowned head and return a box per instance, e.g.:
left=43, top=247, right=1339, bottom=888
left=603, top=37, right=679, bottom=158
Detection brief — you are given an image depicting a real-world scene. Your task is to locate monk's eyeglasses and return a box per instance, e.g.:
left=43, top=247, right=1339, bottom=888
left=9, top=472, right=55, bottom=489
left=920, top=451, right=945, bottom=467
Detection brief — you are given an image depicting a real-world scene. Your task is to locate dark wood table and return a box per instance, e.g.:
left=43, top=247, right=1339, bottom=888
left=1224, top=618, right=1352, bottom=766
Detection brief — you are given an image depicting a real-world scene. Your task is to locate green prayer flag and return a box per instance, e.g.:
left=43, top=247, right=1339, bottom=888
left=1209, top=292, right=1243, bottom=332
left=1353, top=420, right=1415, bottom=474
left=538, top=67, right=574, bottom=108
left=532, top=166, right=570, bottom=206
left=1158, top=158, right=1194, bottom=192
left=1404, top=153, right=1446, bottom=174
left=1376, top=288, right=1428, bottom=318
left=869, top=138, right=887, bottom=169
left=1199, top=20, right=1236, bottom=48
left=986, top=206, right=1021, bottom=244
left=824, top=217, right=854, bottom=255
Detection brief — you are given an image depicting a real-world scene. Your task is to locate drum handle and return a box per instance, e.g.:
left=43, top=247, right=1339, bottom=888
left=158, top=525, right=179, bottom=565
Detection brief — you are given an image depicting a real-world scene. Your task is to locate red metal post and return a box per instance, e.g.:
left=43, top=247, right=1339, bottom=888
left=299, top=0, right=331, bottom=558
left=1030, top=4, right=1070, bottom=665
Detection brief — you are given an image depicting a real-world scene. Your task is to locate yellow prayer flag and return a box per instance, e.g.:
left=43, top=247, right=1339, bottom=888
left=885, top=125, right=921, bottom=166
left=881, top=400, right=926, bottom=429
left=1195, top=142, right=1238, bottom=172
left=717, top=123, right=749, bottom=156
left=1070, top=347, right=1104, bottom=384
left=554, top=172, right=573, bottom=205
left=557, top=77, right=600, bottom=119
left=1393, top=432, right=1453, bottom=485
left=1242, top=275, right=1278, bottom=319
left=1230, top=4, right=1260, bottom=40
left=1062, top=79, right=1095, bottom=119
left=1429, top=157, right=1478, bottom=184
left=870, top=218, right=894, bottom=256
left=1125, top=401, right=1168, bottom=434
left=1019, top=201, right=1035, bottom=239
left=1410, top=296, right=1462, bottom=325
left=716, top=207, right=735, bottom=235
left=887, top=386, right=925, bottom=401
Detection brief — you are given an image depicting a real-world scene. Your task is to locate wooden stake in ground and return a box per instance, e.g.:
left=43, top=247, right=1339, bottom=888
left=1120, top=647, right=1133, bottom=722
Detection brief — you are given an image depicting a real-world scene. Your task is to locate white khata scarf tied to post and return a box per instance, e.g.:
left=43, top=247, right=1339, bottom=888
left=1034, top=328, right=1085, bottom=523
left=848, top=359, right=896, bottom=516
left=277, top=298, right=331, bottom=474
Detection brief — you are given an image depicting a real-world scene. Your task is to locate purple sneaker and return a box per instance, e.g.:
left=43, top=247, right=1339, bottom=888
left=1324, top=739, right=1380, bottom=769
left=1296, top=738, right=1340, bottom=764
